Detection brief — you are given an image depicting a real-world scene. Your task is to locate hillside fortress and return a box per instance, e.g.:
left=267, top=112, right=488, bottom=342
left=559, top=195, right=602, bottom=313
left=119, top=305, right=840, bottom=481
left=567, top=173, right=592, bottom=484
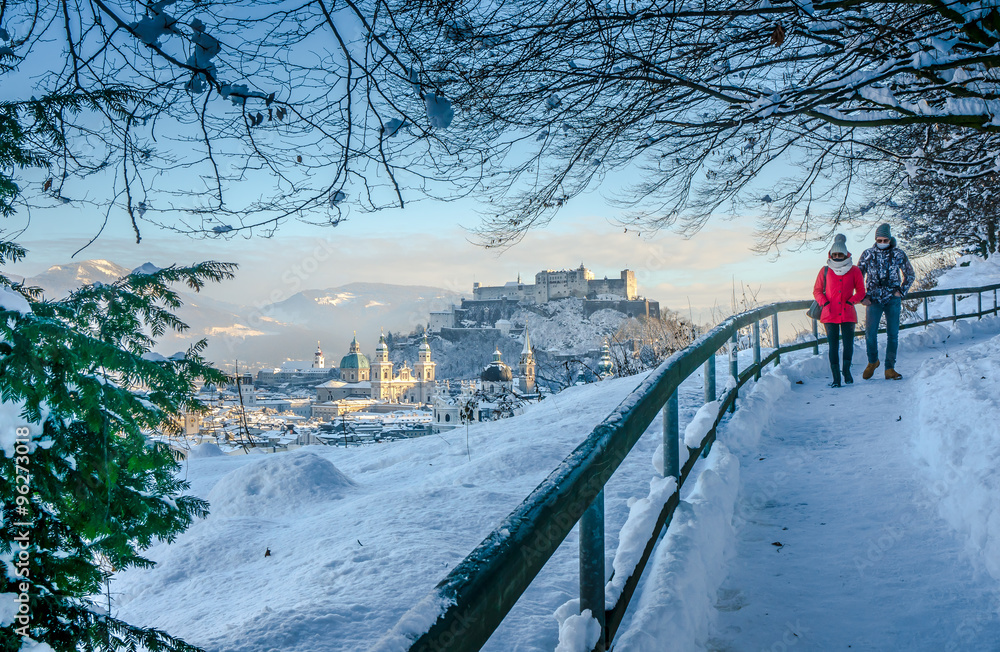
left=429, top=264, right=659, bottom=334
left=471, top=265, right=638, bottom=303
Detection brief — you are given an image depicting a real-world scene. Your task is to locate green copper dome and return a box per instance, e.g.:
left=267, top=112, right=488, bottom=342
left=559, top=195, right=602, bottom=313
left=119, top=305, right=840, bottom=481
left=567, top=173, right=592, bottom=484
left=340, top=335, right=370, bottom=369
left=340, top=353, right=370, bottom=369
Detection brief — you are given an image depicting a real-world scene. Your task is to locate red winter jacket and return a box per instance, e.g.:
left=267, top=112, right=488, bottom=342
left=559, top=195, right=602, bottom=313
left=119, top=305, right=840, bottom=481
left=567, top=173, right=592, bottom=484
left=813, top=265, right=866, bottom=324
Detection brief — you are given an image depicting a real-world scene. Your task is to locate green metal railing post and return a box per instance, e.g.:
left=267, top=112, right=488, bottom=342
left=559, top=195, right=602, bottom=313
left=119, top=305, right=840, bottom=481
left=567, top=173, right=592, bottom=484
left=729, top=331, right=738, bottom=413
left=952, top=294, right=958, bottom=320
left=811, top=318, right=819, bottom=355
left=978, top=292, right=983, bottom=319
left=995, top=289, right=998, bottom=316
left=923, top=297, right=929, bottom=327
left=771, top=313, right=780, bottom=366
left=704, top=355, right=716, bottom=403
left=752, top=321, right=761, bottom=381
left=664, top=391, right=679, bottom=479
left=580, top=491, right=606, bottom=652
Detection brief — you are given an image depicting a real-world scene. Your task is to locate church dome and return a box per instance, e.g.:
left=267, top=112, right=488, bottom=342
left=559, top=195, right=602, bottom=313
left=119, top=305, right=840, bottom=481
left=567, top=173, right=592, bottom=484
left=340, top=335, right=370, bottom=369
left=340, top=352, right=370, bottom=369
left=481, top=348, right=513, bottom=382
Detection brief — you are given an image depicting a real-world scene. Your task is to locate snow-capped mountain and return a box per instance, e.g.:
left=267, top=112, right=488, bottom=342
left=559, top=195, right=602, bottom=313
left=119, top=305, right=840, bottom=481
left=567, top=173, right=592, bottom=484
left=19, top=259, right=132, bottom=298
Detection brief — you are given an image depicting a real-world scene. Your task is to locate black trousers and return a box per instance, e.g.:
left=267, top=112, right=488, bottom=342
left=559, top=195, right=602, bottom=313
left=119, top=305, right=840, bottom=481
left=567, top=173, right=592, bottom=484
left=825, top=322, right=855, bottom=369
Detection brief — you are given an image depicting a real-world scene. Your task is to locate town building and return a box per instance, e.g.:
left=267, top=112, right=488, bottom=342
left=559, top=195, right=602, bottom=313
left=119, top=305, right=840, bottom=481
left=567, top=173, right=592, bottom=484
left=519, top=328, right=536, bottom=395
left=431, top=338, right=538, bottom=431
left=255, top=347, right=335, bottom=386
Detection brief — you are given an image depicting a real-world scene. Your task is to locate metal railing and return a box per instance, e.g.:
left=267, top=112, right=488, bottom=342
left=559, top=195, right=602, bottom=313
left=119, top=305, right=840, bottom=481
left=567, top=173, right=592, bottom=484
left=381, top=281, right=1000, bottom=652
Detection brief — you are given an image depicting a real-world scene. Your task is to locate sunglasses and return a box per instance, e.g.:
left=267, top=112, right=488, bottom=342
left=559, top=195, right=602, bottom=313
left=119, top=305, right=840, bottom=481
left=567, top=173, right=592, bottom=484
left=830, top=253, right=847, bottom=259
left=875, top=237, right=890, bottom=243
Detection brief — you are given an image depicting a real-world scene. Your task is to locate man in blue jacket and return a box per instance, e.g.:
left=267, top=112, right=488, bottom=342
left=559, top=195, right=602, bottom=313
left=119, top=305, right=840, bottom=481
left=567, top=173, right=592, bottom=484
left=857, top=223, right=915, bottom=380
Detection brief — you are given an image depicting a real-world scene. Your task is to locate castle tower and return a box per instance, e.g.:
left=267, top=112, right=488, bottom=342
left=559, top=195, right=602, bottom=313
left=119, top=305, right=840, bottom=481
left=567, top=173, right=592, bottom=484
left=371, top=330, right=394, bottom=400
left=414, top=334, right=437, bottom=403
left=313, top=341, right=325, bottom=368
left=519, top=328, right=536, bottom=394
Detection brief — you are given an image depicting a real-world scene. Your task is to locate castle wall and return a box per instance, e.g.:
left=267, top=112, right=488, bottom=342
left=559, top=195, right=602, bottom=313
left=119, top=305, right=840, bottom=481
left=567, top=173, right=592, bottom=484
left=438, top=326, right=502, bottom=342
left=456, top=299, right=522, bottom=326
left=583, top=299, right=660, bottom=320
left=472, top=283, right=532, bottom=301
left=534, top=266, right=592, bottom=301
left=428, top=310, right=455, bottom=332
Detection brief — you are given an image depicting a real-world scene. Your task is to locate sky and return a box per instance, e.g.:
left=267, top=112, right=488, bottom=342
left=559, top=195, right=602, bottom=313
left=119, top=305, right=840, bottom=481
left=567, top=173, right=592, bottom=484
left=0, top=2, right=895, bottom=330
left=5, top=190, right=884, bottom=327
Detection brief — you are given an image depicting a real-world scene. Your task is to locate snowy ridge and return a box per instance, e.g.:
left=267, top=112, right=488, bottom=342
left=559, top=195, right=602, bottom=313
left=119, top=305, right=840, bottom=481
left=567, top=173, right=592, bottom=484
left=517, top=299, right=628, bottom=355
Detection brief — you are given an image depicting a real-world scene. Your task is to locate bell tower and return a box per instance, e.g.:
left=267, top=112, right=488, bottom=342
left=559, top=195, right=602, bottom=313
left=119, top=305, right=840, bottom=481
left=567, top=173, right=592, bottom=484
left=414, top=334, right=436, bottom=402
left=371, top=330, right=394, bottom=400
left=518, top=327, right=536, bottom=395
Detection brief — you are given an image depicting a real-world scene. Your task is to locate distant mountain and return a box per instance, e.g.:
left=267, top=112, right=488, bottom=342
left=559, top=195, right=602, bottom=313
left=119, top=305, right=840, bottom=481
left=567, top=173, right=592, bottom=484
left=262, top=282, right=461, bottom=332
left=22, top=259, right=131, bottom=299
left=18, top=260, right=465, bottom=372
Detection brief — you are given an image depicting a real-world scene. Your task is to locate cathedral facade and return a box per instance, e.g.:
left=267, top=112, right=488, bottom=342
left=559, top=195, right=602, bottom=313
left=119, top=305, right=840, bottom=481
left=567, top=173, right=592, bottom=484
left=315, top=334, right=436, bottom=404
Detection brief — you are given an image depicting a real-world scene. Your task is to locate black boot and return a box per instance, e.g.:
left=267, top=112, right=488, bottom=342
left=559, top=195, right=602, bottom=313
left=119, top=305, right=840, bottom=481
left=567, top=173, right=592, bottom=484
left=829, top=363, right=841, bottom=388
left=843, top=363, right=853, bottom=384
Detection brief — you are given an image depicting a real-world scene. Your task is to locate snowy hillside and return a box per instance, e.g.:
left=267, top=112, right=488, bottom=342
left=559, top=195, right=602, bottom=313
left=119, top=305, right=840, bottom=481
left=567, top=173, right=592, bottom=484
left=515, top=299, right=628, bottom=356
left=105, top=257, right=1000, bottom=651
left=110, top=373, right=668, bottom=651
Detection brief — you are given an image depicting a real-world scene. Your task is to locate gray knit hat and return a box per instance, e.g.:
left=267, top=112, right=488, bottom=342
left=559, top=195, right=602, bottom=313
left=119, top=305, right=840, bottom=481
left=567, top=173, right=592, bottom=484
left=830, top=233, right=850, bottom=257
left=875, top=223, right=891, bottom=239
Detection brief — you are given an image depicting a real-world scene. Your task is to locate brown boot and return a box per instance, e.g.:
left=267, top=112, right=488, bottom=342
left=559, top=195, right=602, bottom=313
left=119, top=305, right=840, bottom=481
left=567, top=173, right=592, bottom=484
left=885, top=368, right=903, bottom=380
left=862, top=361, right=880, bottom=380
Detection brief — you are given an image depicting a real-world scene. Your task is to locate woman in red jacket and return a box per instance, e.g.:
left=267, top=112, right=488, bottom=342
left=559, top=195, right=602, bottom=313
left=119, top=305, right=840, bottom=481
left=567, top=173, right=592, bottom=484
left=813, top=234, right=866, bottom=387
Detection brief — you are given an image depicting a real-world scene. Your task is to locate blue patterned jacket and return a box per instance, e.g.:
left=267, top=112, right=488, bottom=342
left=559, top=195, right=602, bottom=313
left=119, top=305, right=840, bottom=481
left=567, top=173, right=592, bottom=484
left=857, top=241, right=915, bottom=304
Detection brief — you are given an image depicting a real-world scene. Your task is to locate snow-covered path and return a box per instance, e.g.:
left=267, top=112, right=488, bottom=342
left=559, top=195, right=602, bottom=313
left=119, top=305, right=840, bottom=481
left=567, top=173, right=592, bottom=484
left=707, top=325, right=1000, bottom=651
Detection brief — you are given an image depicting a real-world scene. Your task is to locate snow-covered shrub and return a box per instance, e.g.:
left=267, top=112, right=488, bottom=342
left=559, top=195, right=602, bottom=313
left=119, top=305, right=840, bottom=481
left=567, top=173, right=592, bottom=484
left=0, top=241, right=234, bottom=651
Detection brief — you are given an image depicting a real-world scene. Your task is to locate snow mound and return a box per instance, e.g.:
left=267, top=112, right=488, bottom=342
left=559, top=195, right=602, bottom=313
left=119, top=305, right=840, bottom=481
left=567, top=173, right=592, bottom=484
left=912, top=326, right=1000, bottom=582
left=186, top=442, right=225, bottom=459
left=553, top=601, right=602, bottom=652
left=614, top=444, right=739, bottom=650
left=207, top=451, right=355, bottom=517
